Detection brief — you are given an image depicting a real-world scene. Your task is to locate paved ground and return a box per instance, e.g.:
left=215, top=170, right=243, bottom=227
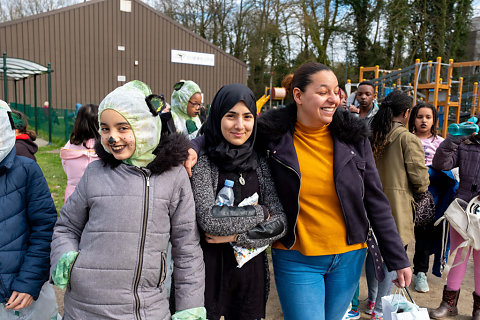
left=36, top=137, right=49, bottom=147
left=54, top=244, right=476, bottom=319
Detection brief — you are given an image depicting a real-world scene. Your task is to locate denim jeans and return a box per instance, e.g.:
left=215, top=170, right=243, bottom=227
left=351, top=284, right=360, bottom=309
left=365, top=250, right=397, bottom=314
left=272, top=248, right=367, bottom=320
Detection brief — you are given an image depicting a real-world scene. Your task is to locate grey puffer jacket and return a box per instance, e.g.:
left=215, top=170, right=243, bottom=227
left=191, top=155, right=287, bottom=248
left=432, top=134, right=480, bottom=202
left=50, top=134, right=205, bottom=320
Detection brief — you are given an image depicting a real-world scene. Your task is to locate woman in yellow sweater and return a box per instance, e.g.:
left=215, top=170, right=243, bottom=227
left=256, top=63, right=412, bottom=320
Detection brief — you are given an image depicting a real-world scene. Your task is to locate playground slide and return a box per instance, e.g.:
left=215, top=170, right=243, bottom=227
left=256, top=95, right=270, bottom=114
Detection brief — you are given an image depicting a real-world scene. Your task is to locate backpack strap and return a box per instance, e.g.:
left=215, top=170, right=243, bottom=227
left=443, top=239, right=473, bottom=277
left=434, top=216, right=451, bottom=276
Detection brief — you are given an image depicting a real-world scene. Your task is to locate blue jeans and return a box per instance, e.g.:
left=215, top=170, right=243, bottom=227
left=272, top=248, right=367, bottom=320
left=365, top=250, right=397, bottom=314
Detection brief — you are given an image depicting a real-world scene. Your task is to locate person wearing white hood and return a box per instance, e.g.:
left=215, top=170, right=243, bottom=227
left=161, top=80, right=203, bottom=140
left=50, top=81, right=205, bottom=320
left=0, top=100, right=57, bottom=316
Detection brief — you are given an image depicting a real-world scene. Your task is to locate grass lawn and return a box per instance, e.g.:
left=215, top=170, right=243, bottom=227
left=36, top=143, right=66, bottom=213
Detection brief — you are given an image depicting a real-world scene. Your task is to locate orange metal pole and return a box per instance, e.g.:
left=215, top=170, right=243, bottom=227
left=397, top=68, right=402, bottom=89
left=473, top=82, right=479, bottom=116
left=413, top=59, right=420, bottom=106
left=427, top=61, right=433, bottom=83
left=456, top=77, right=463, bottom=124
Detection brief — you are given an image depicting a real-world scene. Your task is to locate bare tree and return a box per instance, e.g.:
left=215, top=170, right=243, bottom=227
left=0, top=0, right=79, bottom=21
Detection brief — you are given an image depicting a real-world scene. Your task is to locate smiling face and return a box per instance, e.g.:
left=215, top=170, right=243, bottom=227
left=414, top=107, right=434, bottom=137
left=356, top=84, right=376, bottom=110
left=100, top=109, right=136, bottom=160
left=220, top=101, right=254, bottom=146
left=187, top=92, right=202, bottom=118
left=294, top=70, right=340, bottom=127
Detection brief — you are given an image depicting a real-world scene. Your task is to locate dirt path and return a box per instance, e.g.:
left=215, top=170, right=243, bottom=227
left=54, top=245, right=476, bottom=319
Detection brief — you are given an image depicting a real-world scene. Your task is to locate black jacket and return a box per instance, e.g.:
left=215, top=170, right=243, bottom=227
left=255, top=104, right=410, bottom=271
left=15, top=136, right=38, bottom=161
left=432, top=134, right=480, bottom=202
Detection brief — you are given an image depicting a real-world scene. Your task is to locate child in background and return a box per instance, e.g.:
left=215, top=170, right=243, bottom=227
left=408, top=102, right=444, bottom=293
left=50, top=81, right=205, bottom=320
left=60, top=104, right=100, bottom=202
left=160, top=80, right=204, bottom=309
left=162, top=80, right=203, bottom=140
left=0, top=101, right=57, bottom=316
left=11, top=110, right=38, bottom=161
left=409, top=103, right=444, bottom=166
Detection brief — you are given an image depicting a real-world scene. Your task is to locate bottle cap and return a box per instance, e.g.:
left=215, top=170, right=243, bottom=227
left=224, top=179, right=234, bottom=187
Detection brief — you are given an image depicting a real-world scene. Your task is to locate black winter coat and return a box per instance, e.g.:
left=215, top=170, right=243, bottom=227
left=432, top=134, right=480, bottom=202
left=15, top=136, right=38, bottom=161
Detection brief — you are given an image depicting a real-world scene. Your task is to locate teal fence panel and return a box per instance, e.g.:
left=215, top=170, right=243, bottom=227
left=10, top=102, right=76, bottom=144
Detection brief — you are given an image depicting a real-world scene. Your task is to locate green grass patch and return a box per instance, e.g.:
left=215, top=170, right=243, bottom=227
left=36, top=143, right=66, bottom=214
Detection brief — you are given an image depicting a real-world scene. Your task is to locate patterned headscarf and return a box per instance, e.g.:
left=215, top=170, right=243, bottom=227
left=0, top=100, right=15, bottom=163
left=170, top=80, right=202, bottom=140
left=98, top=80, right=161, bottom=168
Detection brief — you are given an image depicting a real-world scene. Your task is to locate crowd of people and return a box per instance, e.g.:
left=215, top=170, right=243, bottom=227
left=0, top=61, right=479, bottom=320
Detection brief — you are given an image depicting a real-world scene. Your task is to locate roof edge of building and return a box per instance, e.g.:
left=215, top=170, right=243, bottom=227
left=0, top=0, right=247, bottom=68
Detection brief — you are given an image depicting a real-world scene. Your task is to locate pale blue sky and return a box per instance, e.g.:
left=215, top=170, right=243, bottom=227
left=475, top=0, right=480, bottom=16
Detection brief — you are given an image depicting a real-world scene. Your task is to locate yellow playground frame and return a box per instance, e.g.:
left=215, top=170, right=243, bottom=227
left=354, top=57, right=480, bottom=136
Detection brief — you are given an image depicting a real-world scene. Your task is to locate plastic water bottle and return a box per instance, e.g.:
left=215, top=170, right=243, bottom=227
left=448, top=116, right=479, bottom=136
left=215, top=179, right=235, bottom=206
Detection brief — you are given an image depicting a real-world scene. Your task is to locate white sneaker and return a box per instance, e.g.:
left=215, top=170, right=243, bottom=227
left=414, top=272, right=429, bottom=293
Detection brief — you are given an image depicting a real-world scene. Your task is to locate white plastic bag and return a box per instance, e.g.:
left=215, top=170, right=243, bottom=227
left=382, top=288, right=429, bottom=320
left=0, top=282, right=62, bottom=320
left=232, top=193, right=268, bottom=268
left=435, top=196, right=480, bottom=276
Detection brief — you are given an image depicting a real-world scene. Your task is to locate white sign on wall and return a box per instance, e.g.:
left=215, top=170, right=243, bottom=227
left=120, top=0, right=132, bottom=12
left=171, top=50, right=215, bottom=67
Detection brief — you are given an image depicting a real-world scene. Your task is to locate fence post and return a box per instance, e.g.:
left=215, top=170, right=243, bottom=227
left=34, top=75, right=38, bottom=134
left=14, top=80, right=17, bottom=106
left=65, top=108, right=69, bottom=142
left=48, top=63, right=52, bottom=144
left=22, top=78, right=26, bottom=114
left=3, top=52, right=7, bottom=102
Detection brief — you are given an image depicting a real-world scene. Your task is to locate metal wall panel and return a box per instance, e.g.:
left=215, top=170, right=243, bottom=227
left=0, top=0, right=246, bottom=109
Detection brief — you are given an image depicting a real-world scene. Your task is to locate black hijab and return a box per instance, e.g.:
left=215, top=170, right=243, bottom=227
left=204, top=83, right=258, bottom=172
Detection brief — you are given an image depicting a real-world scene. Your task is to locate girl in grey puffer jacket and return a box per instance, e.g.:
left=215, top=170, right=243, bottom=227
left=50, top=81, right=205, bottom=320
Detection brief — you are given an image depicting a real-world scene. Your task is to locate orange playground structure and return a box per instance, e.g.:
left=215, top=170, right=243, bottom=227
left=349, top=57, right=480, bottom=136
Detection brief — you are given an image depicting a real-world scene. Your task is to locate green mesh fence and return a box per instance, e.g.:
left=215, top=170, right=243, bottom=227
left=10, top=102, right=76, bottom=144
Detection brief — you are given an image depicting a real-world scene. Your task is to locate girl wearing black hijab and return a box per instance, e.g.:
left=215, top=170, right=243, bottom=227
left=191, top=83, right=287, bottom=320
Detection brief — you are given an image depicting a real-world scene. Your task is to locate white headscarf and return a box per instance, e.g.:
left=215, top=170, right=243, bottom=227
left=170, top=80, right=202, bottom=140
left=98, top=80, right=162, bottom=168
left=0, top=100, right=15, bottom=163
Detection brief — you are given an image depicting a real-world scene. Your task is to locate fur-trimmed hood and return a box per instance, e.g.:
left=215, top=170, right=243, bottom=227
left=256, top=103, right=369, bottom=149
left=95, top=132, right=190, bottom=174
left=465, top=134, right=480, bottom=145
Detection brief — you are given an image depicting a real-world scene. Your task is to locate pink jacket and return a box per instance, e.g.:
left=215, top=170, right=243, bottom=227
left=60, top=139, right=99, bottom=202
